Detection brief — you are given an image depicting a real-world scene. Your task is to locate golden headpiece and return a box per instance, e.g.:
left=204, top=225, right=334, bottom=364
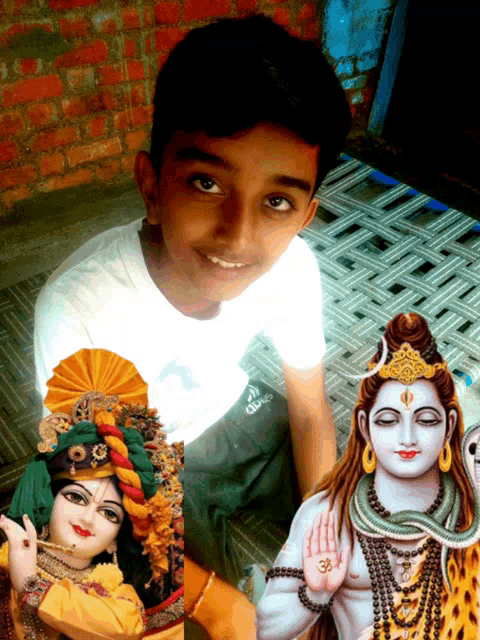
left=367, top=342, right=448, bottom=385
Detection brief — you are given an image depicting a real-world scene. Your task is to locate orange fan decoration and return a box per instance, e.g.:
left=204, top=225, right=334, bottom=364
left=44, top=348, right=148, bottom=414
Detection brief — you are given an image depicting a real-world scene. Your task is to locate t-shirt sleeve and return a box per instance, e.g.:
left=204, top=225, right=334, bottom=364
left=263, top=238, right=326, bottom=371
left=34, top=284, right=94, bottom=417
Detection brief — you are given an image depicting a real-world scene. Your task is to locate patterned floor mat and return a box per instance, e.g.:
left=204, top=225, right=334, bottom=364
left=1, top=154, right=480, bottom=499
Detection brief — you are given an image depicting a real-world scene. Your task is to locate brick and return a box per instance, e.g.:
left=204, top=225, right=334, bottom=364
left=98, top=60, right=144, bottom=86
left=126, top=130, right=146, bottom=151
left=122, top=6, right=140, bottom=30
left=155, top=27, right=188, bottom=52
left=66, top=137, right=121, bottom=166
left=124, top=37, right=136, bottom=58
left=237, top=0, right=256, bottom=11
left=297, top=2, right=315, bottom=23
left=304, top=19, right=319, bottom=40
left=0, top=165, right=36, bottom=189
left=32, top=126, right=78, bottom=152
left=27, top=102, right=57, bottom=126
left=273, top=7, right=290, bottom=25
left=47, top=0, right=98, bottom=9
left=39, top=152, right=64, bottom=175
left=154, top=2, right=179, bottom=24
left=88, top=115, right=106, bottom=137
left=0, top=112, right=24, bottom=136
left=114, top=106, right=152, bottom=130
left=39, top=168, right=93, bottom=192
left=1, top=186, right=31, bottom=210
left=62, top=97, right=88, bottom=118
left=184, top=0, right=231, bottom=21
left=66, top=68, right=95, bottom=92
left=130, top=82, right=146, bottom=105
left=3, top=75, right=62, bottom=107
left=58, top=15, right=90, bottom=38
left=121, top=153, right=136, bottom=174
left=54, top=40, right=108, bottom=68
left=96, top=158, right=119, bottom=181
left=92, top=11, right=119, bottom=34
left=19, top=58, right=38, bottom=75
left=127, top=60, right=144, bottom=81
left=0, top=141, right=19, bottom=164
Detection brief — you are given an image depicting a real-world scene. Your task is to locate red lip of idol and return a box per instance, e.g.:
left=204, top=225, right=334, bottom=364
left=72, top=524, right=93, bottom=537
left=397, top=451, right=419, bottom=459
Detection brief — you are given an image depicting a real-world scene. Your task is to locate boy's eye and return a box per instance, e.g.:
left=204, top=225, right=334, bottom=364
left=99, top=508, right=121, bottom=524
left=265, top=195, right=294, bottom=213
left=190, top=174, right=222, bottom=194
left=63, top=491, right=87, bottom=505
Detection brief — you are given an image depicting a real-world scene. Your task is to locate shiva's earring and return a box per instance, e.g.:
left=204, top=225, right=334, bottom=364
left=438, top=441, right=452, bottom=472
left=362, top=442, right=376, bottom=473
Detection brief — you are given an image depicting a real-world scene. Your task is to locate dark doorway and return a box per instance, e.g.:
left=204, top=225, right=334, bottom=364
left=382, top=1, right=479, bottom=189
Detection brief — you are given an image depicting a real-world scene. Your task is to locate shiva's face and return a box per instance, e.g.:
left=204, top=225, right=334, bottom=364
left=359, top=379, right=456, bottom=479
left=49, top=476, right=124, bottom=560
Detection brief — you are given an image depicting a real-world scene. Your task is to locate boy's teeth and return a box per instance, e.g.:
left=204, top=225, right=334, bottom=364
left=206, top=255, right=245, bottom=268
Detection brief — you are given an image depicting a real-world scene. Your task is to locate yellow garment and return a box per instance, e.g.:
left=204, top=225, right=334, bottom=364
left=9, top=579, right=145, bottom=640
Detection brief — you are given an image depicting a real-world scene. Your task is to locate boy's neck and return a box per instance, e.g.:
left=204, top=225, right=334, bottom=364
left=138, top=223, right=221, bottom=320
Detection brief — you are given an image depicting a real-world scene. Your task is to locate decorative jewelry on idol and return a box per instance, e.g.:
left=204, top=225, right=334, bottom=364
left=368, top=342, right=447, bottom=385
left=362, top=442, right=376, bottom=473
left=38, top=525, right=49, bottom=541
left=439, top=441, right=452, bottom=472
left=111, top=542, right=118, bottom=567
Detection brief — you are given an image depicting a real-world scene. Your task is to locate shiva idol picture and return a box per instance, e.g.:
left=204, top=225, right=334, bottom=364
left=256, top=312, right=480, bottom=640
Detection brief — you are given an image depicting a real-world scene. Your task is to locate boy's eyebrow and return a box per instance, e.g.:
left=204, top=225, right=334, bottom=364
left=175, top=146, right=312, bottom=195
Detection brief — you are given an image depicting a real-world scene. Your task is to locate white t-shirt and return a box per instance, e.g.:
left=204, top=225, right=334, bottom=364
left=34, top=218, right=325, bottom=445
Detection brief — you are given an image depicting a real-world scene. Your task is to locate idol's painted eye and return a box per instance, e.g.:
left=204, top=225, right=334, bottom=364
left=99, top=508, right=121, bottom=524
left=373, top=411, right=399, bottom=427
left=469, top=441, right=476, bottom=455
left=63, top=490, right=87, bottom=506
left=416, top=411, right=441, bottom=426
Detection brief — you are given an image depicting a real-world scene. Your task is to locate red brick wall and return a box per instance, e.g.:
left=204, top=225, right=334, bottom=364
left=0, top=0, right=320, bottom=213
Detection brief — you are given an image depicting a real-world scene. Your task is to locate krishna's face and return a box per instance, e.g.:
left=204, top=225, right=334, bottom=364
left=49, top=476, right=124, bottom=559
left=359, top=379, right=457, bottom=479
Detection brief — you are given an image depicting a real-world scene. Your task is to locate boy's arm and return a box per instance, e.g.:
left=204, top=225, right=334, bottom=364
left=185, top=555, right=255, bottom=639
left=283, top=361, right=336, bottom=497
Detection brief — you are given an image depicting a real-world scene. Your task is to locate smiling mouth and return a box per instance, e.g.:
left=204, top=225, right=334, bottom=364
left=72, top=524, right=92, bottom=537
left=398, top=451, right=419, bottom=459
left=196, top=251, right=253, bottom=274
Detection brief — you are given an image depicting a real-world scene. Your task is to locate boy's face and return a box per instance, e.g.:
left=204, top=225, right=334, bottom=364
left=136, top=122, right=319, bottom=304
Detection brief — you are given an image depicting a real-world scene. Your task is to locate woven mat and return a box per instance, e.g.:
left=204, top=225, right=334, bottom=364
left=1, top=155, right=480, bottom=498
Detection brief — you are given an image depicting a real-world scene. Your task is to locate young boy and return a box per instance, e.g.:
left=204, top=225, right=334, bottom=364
left=34, top=13, right=351, bottom=638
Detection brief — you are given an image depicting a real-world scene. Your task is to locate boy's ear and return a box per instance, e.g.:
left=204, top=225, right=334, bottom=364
left=134, top=151, right=161, bottom=223
left=299, top=197, right=319, bottom=232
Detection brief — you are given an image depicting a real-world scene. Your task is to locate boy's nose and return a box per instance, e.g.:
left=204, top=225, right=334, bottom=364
left=216, top=199, right=255, bottom=255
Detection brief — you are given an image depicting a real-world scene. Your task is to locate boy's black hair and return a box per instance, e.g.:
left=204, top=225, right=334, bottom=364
left=150, top=13, right=352, bottom=197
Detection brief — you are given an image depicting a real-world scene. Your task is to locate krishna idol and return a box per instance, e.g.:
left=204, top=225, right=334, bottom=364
left=256, top=312, right=480, bottom=640
left=0, top=348, right=183, bottom=640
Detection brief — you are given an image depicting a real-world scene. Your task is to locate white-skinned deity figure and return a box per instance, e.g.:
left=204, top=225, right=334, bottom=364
left=256, top=312, right=480, bottom=640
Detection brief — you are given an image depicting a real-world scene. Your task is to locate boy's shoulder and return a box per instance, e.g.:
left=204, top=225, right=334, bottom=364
left=45, top=218, right=143, bottom=290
